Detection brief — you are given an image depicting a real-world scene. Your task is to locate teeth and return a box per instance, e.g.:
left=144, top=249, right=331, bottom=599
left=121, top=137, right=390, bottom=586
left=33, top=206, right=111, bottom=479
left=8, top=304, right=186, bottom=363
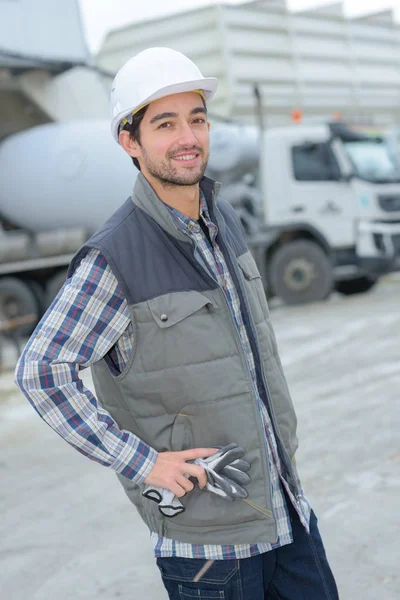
left=174, top=154, right=197, bottom=161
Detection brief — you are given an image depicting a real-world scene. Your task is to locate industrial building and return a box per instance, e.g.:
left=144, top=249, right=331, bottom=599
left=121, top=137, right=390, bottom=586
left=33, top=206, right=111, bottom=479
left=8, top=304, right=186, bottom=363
left=97, top=0, right=400, bottom=127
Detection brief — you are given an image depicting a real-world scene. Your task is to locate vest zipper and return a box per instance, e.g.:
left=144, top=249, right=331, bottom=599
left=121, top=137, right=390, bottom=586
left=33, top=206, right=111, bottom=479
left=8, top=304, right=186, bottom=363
left=189, top=225, right=276, bottom=527
left=217, top=283, right=276, bottom=524
left=210, top=189, right=302, bottom=503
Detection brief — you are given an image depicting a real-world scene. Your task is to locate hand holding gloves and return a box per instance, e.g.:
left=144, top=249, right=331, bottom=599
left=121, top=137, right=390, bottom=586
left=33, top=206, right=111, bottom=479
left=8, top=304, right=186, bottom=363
left=143, top=443, right=251, bottom=517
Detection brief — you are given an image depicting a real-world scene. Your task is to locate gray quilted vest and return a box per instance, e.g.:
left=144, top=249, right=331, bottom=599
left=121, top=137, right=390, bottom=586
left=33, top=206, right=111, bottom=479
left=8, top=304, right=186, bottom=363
left=69, top=173, right=302, bottom=545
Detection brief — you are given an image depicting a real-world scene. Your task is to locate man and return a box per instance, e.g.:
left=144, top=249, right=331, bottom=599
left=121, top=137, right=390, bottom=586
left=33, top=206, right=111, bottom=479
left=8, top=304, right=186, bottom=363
left=15, top=47, right=339, bottom=599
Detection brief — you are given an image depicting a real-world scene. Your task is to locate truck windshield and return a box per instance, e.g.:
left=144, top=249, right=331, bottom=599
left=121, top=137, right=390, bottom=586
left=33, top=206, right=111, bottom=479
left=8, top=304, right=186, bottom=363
left=343, top=140, right=400, bottom=183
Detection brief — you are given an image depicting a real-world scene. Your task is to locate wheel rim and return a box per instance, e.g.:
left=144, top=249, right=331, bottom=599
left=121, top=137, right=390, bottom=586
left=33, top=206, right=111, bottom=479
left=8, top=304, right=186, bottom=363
left=283, top=258, right=316, bottom=292
left=0, top=295, right=20, bottom=320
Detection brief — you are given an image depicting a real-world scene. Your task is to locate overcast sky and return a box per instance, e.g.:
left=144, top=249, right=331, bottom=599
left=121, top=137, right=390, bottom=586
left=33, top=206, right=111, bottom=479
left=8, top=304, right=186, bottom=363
left=79, top=0, right=400, bottom=53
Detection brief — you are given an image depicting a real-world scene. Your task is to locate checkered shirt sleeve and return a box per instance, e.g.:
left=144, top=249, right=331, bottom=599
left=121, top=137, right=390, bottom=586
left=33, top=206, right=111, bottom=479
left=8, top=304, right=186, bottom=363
left=14, top=248, right=158, bottom=483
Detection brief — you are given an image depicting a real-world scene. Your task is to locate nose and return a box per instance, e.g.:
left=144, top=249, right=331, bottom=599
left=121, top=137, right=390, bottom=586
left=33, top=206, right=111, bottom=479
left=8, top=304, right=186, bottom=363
left=176, top=122, right=199, bottom=147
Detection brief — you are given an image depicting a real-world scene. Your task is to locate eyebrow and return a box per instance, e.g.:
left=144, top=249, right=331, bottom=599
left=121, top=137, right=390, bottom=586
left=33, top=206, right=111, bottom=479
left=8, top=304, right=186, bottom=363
left=149, top=106, right=207, bottom=124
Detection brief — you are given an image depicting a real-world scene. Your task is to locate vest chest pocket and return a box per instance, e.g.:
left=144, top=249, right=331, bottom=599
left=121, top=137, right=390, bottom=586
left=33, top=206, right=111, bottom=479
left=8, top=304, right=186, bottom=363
left=148, top=291, right=217, bottom=328
left=237, top=252, right=270, bottom=323
left=139, top=291, right=225, bottom=374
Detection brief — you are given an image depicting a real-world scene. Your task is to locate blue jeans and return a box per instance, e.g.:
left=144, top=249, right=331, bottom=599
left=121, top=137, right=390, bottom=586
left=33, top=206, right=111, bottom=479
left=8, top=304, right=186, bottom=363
left=156, top=501, right=339, bottom=599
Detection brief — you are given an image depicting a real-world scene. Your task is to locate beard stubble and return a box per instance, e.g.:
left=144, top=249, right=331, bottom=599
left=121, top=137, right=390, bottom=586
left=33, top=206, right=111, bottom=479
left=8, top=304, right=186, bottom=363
left=141, top=145, right=209, bottom=189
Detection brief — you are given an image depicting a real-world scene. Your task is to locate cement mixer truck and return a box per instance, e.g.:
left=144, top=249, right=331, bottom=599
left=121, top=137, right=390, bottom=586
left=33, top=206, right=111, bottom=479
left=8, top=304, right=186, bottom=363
left=0, top=0, right=117, bottom=333
left=0, top=120, right=135, bottom=332
left=1, top=118, right=400, bottom=333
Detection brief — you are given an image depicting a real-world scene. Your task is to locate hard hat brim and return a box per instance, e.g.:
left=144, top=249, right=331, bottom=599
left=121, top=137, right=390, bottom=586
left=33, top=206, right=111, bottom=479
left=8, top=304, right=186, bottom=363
left=112, top=77, right=218, bottom=143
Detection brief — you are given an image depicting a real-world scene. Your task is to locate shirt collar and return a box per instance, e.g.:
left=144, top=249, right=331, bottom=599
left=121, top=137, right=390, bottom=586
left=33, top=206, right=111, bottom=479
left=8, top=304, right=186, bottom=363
left=166, top=190, right=211, bottom=235
left=132, top=173, right=220, bottom=242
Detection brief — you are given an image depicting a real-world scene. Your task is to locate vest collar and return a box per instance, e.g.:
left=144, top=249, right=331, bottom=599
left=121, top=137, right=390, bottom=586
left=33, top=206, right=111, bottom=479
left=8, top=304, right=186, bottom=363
left=132, top=173, right=222, bottom=242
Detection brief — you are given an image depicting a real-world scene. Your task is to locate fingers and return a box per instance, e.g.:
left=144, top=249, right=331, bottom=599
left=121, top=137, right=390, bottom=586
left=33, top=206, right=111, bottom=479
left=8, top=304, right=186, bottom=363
left=169, top=481, right=188, bottom=498
left=142, top=486, right=163, bottom=503
left=179, top=447, right=218, bottom=461
left=229, top=459, right=251, bottom=472
left=175, top=474, right=194, bottom=497
left=143, top=446, right=250, bottom=505
left=205, top=481, right=235, bottom=501
left=159, top=503, right=185, bottom=517
left=184, top=463, right=208, bottom=489
left=202, top=444, right=235, bottom=463
left=216, top=443, right=238, bottom=455
left=178, top=448, right=217, bottom=490
left=210, top=471, right=235, bottom=497
left=221, top=465, right=252, bottom=486
left=160, top=488, right=177, bottom=505
left=212, top=471, right=249, bottom=499
left=209, top=446, right=245, bottom=472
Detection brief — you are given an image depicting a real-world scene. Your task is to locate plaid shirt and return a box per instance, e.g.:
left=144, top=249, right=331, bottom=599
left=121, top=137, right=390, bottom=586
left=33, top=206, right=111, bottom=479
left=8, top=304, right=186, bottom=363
left=16, top=193, right=310, bottom=560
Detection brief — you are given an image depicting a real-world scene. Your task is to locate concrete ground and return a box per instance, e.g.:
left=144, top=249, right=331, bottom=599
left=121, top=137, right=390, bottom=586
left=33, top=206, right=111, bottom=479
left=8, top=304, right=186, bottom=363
left=1, top=279, right=399, bottom=599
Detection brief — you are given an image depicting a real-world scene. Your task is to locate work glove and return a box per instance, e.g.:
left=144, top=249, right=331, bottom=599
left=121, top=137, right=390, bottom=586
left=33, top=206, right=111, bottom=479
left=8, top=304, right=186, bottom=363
left=142, top=443, right=251, bottom=517
left=196, top=443, right=251, bottom=501
left=142, top=486, right=185, bottom=518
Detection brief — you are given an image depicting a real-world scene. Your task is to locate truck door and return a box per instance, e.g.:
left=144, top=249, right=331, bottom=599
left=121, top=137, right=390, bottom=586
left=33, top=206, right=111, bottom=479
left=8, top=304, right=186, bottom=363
left=289, top=140, right=355, bottom=248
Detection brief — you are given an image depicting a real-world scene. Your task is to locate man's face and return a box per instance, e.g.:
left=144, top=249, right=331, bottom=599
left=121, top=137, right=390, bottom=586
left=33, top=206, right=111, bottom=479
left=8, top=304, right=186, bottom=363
left=125, top=91, right=210, bottom=187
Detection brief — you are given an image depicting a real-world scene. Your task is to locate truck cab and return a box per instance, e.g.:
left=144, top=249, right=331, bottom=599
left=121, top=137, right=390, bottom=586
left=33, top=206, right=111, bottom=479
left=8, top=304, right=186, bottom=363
left=260, top=122, right=400, bottom=303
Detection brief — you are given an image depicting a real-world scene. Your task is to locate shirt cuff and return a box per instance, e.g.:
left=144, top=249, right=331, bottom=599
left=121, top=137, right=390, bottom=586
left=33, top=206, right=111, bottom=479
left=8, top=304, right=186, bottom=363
left=110, top=436, right=159, bottom=485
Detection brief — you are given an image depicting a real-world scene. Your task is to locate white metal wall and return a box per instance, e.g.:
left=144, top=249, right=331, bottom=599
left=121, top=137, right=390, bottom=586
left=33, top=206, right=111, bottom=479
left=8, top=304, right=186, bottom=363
left=97, top=5, right=230, bottom=117
left=223, top=2, right=295, bottom=123
left=0, top=0, right=89, bottom=64
left=96, top=0, right=400, bottom=126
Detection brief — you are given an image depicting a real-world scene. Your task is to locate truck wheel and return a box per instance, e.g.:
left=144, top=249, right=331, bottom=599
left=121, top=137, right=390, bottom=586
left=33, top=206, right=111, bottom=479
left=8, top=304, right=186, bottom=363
left=0, top=277, right=39, bottom=335
left=335, top=276, right=377, bottom=296
left=26, top=280, right=46, bottom=319
left=269, top=240, right=333, bottom=305
left=45, top=269, right=69, bottom=308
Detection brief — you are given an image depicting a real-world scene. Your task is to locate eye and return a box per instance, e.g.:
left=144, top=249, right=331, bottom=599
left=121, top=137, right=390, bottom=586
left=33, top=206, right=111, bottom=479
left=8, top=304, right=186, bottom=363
left=193, top=118, right=206, bottom=124
left=158, top=122, right=172, bottom=129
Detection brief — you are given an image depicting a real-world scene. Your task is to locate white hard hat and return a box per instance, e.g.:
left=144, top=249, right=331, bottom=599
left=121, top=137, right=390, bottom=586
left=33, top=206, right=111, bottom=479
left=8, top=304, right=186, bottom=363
left=110, top=47, right=218, bottom=143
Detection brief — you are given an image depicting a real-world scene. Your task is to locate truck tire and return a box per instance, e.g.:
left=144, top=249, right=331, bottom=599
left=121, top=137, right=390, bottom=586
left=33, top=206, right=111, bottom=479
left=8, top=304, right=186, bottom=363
left=26, top=280, right=46, bottom=319
left=45, top=269, right=69, bottom=308
left=335, top=276, right=377, bottom=296
left=269, top=240, right=333, bottom=305
left=0, top=277, right=39, bottom=335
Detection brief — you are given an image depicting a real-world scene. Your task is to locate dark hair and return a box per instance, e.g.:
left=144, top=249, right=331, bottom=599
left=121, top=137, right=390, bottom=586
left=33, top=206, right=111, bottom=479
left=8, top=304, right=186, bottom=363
left=120, top=104, right=149, bottom=170
left=120, top=95, right=207, bottom=171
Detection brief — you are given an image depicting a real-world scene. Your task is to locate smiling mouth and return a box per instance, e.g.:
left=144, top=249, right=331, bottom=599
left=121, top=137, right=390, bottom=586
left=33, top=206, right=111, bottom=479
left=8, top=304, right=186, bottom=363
left=172, top=153, right=200, bottom=162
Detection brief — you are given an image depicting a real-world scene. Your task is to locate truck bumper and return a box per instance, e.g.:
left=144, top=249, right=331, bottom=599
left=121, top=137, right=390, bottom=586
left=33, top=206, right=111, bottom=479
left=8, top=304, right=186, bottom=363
left=356, top=221, right=400, bottom=276
left=358, top=256, right=399, bottom=276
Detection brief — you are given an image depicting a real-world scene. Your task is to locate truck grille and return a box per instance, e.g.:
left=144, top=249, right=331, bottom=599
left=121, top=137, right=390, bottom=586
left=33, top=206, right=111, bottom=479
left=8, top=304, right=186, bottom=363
left=378, top=195, right=400, bottom=212
left=392, top=234, right=400, bottom=254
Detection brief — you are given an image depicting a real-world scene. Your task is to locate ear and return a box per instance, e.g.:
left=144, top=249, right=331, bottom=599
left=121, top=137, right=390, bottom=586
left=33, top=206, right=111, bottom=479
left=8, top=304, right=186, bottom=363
left=119, top=130, right=141, bottom=159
